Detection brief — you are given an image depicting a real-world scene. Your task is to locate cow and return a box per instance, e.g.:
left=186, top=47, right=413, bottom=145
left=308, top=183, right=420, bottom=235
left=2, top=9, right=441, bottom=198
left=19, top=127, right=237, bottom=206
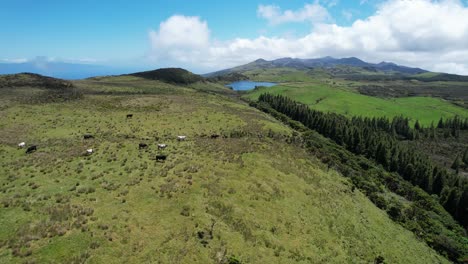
left=177, top=136, right=186, bottom=141
left=26, top=145, right=37, bottom=154
left=156, top=155, right=167, bottom=162
left=157, top=144, right=167, bottom=149
left=83, top=134, right=94, bottom=140
left=139, top=143, right=148, bottom=149
left=18, top=142, right=26, bottom=148
left=86, top=149, right=93, bottom=155
left=126, top=114, right=133, bottom=119
left=210, top=134, right=220, bottom=139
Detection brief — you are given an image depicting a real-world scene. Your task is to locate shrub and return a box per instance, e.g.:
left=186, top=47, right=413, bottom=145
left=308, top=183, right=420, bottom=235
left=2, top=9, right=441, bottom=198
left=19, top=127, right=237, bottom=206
left=228, top=256, right=241, bottom=264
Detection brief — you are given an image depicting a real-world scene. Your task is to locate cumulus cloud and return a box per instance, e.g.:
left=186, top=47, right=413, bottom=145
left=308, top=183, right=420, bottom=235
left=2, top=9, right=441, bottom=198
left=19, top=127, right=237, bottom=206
left=257, top=2, right=330, bottom=25
left=148, top=15, right=210, bottom=65
left=149, top=15, right=210, bottom=49
left=149, top=0, right=468, bottom=74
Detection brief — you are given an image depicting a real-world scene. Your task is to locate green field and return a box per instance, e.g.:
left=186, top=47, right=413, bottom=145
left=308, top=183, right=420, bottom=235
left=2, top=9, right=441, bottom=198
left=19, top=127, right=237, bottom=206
left=0, top=75, right=449, bottom=263
left=246, top=82, right=468, bottom=125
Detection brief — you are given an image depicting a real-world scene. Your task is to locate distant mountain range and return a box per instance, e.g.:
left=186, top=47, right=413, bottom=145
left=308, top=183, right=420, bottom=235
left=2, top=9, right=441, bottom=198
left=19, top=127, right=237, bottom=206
left=0, top=59, right=142, bottom=79
left=1, top=56, right=464, bottom=81
left=205, top=56, right=428, bottom=77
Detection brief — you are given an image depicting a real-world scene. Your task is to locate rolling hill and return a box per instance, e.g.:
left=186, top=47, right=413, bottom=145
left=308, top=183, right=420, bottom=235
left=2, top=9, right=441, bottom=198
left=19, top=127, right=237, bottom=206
left=130, top=68, right=205, bottom=84
left=0, top=71, right=461, bottom=263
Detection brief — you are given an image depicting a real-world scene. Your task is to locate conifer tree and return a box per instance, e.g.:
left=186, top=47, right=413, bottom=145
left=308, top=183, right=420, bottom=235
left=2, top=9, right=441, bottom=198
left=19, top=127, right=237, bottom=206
left=414, top=120, right=421, bottom=130
left=451, top=155, right=461, bottom=174
left=462, top=148, right=468, bottom=167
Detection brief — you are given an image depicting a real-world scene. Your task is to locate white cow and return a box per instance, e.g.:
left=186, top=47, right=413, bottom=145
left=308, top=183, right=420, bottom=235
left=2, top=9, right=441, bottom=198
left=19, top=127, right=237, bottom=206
left=177, top=136, right=186, bottom=141
left=157, top=144, right=167, bottom=149
left=18, top=142, right=26, bottom=148
left=86, top=148, right=94, bottom=155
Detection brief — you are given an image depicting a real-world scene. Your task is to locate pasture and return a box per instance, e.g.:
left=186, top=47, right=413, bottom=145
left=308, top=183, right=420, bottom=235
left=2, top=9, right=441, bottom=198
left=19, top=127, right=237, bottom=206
left=0, top=76, right=448, bottom=263
left=246, top=82, right=468, bottom=126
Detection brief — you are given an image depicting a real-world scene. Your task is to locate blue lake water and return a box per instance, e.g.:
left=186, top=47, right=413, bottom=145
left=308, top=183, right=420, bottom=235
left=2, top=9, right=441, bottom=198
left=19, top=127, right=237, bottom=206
left=227, top=81, right=277, bottom=91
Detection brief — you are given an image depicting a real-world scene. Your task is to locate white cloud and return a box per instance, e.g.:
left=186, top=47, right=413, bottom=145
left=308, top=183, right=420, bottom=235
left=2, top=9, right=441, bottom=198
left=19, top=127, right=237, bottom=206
left=257, top=2, right=331, bottom=25
left=149, top=1, right=468, bottom=75
left=1, top=58, right=28, bottom=63
left=148, top=15, right=210, bottom=65
left=432, top=62, right=468, bottom=74
left=1, top=56, right=101, bottom=65
left=149, top=15, right=209, bottom=49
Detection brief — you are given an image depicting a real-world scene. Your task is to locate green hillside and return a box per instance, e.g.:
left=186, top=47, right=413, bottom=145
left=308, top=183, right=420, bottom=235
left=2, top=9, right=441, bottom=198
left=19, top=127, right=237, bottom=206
left=246, top=82, right=468, bottom=126
left=0, top=74, right=450, bottom=263
left=130, top=68, right=204, bottom=84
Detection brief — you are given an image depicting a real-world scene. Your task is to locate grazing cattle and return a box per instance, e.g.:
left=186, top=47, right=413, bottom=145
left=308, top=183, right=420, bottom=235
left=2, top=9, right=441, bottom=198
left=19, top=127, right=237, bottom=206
left=86, top=149, right=93, bottom=155
left=126, top=114, right=133, bottom=119
left=156, top=155, right=167, bottom=162
left=83, top=134, right=94, bottom=140
left=25, top=145, right=37, bottom=154
left=157, top=144, right=167, bottom=149
left=18, top=142, right=26, bottom=148
left=177, top=136, right=186, bottom=141
left=210, top=134, right=220, bottom=139
left=139, top=143, right=148, bottom=149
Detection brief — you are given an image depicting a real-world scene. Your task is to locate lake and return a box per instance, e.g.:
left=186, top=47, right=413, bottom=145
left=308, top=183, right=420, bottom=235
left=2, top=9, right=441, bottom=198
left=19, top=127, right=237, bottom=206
left=226, top=81, right=277, bottom=91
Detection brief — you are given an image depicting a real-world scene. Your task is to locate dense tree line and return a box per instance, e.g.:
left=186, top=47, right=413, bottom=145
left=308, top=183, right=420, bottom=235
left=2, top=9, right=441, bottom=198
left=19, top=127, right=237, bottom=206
left=258, top=93, right=468, bottom=229
left=434, top=116, right=468, bottom=139
left=437, top=116, right=468, bottom=130
left=339, top=113, right=467, bottom=141
left=348, top=114, right=468, bottom=140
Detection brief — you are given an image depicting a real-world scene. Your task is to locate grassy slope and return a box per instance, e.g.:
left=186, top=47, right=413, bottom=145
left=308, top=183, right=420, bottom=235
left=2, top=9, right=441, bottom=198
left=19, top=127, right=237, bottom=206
left=242, top=68, right=320, bottom=82
left=246, top=82, right=468, bottom=126
left=0, top=76, right=448, bottom=263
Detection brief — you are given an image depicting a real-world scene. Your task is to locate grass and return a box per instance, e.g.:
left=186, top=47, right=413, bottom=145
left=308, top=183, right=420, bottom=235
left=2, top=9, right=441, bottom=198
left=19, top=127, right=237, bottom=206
left=242, top=67, right=319, bottom=82
left=0, top=75, right=450, bottom=263
left=246, top=82, right=468, bottom=125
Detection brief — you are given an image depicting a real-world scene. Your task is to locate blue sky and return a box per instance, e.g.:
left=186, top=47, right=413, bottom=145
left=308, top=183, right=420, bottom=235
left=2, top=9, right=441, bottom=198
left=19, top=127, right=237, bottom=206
left=0, top=1, right=379, bottom=62
left=2, top=0, right=468, bottom=74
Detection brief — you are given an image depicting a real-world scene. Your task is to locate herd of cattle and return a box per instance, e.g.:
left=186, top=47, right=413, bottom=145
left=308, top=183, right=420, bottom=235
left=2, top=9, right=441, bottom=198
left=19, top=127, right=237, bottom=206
left=18, top=135, right=187, bottom=162
left=17, top=115, right=222, bottom=162
left=17, top=142, right=37, bottom=154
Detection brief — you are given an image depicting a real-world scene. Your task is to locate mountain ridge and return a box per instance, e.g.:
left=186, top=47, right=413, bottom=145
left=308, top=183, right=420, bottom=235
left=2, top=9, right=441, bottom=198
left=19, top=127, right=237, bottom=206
left=205, top=56, right=428, bottom=77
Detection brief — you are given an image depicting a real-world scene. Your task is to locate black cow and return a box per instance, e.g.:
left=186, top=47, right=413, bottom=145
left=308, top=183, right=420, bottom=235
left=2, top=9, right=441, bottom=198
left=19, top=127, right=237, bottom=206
left=156, top=155, right=167, bottom=162
left=139, top=143, right=148, bottom=149
left=210, top=134, right=220, bottom=139
left=83, top=134, right=94, bottom=139
left=26, top=145, right=37, bottom=154
left=126, top=114, right=133, bottom=119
